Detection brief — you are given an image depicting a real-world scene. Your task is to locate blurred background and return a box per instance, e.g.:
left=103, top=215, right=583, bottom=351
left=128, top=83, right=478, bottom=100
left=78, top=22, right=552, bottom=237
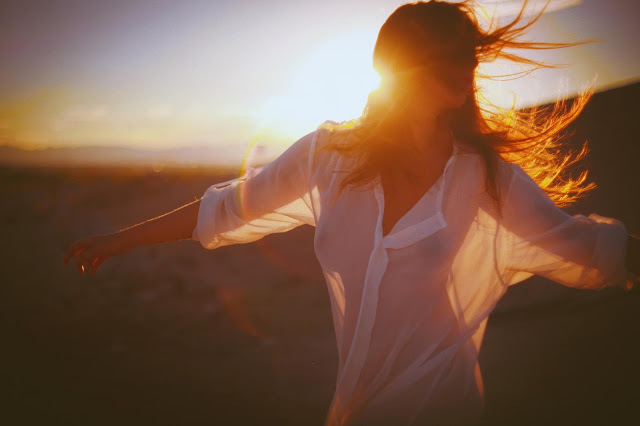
left=2, top=0, right=639, bottom=166
left=1, top=0, right=639, bottom=425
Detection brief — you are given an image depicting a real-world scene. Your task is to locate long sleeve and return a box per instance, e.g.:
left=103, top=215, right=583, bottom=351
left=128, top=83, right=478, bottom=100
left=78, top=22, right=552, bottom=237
left=192, top=130, right=319, bottom=250
left=499, top=163, right=628, bottom=290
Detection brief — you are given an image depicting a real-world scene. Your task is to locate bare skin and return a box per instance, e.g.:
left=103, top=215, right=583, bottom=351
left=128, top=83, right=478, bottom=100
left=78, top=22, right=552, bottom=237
left=66, top=58, right=640, bottom=284
left=380, top=67, right=467, bottom=237
left=380, top=123, right=453, bottom=236
left=63, top=199, right=200, bottom=275
left=63, top=66, right=469, bottom=274
left=63, top=124, right=455, bottom=274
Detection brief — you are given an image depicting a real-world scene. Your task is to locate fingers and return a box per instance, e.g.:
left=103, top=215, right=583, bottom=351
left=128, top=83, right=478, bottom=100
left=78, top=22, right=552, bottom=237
left=74, top=249, right=100, bottom=276
left=75, top=255, right=90, bottom=275
left=75, top=255, right=87, bottom=275
left=65, top=239, right=96, bottom=275
left=63, top=235, right=111, bottom=276
left=63, top=239, right=89, bottom=266
left=89, top=257, right=104, bottom=275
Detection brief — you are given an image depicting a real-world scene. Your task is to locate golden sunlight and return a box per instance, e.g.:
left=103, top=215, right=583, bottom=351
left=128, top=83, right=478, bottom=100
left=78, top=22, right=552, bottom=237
left=256, top=28, right=380, bottom=144
left=477, top=58, right=583, bottom=111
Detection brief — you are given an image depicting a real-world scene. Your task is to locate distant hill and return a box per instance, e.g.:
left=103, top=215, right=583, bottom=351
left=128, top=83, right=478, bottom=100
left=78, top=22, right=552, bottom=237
left=0, top=141, right=280, bottom=168
left=561, top=80, right=640, bottom=223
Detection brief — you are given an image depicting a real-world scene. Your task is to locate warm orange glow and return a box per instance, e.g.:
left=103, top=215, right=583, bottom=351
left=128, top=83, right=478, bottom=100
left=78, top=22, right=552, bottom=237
left=2, top=0, right=636, bottom=159
left=215, top=285, right=265, bottom=339
left=477, top=60, right=570, bottom=110
left=0, top=88, right=223, bottom=150
left=254, top=28, right=381, bottom=144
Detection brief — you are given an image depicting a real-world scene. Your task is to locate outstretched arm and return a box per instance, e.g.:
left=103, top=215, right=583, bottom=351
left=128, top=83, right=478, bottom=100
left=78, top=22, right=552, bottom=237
left=193, top=129, right=319, bottom=249
left=63, top=127, right=324, bottom=275
left=63, top=199, right=200, bottom=275
left=498, top=162, right=630, bottom=290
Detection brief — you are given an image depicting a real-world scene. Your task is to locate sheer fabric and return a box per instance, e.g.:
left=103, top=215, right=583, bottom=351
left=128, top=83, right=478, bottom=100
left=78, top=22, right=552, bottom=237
left=193, top=126, right=628, bottom=425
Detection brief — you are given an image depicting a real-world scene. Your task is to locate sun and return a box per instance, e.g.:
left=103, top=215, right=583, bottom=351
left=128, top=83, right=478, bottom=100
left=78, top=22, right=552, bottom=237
left=256, top=28, right=380, bottom=145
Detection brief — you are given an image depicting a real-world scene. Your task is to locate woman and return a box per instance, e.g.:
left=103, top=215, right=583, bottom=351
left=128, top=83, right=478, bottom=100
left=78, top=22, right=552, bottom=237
left=64, top=1, right=639, bottom=425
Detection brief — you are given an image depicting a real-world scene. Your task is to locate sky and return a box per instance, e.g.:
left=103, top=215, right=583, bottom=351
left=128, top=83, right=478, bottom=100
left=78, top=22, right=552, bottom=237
left=0, top=0, right=638, bottom=154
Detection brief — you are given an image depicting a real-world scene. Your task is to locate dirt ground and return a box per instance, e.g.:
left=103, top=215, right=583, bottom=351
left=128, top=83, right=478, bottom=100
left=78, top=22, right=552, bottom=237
left=1, top=162, right=638, bottom=426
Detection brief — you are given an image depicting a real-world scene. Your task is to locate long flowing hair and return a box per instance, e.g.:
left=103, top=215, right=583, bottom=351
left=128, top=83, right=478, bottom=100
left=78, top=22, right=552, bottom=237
left=324, top=0, right=594, bottom=208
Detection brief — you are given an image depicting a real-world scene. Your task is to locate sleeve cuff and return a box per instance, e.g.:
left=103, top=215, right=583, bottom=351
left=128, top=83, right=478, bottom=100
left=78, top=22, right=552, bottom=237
left=589, top=213, right=628, bottom=289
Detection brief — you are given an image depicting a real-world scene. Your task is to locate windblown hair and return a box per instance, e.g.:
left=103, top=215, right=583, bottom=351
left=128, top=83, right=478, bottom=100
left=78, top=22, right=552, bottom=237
left=325, top=0, right=594, bottom=208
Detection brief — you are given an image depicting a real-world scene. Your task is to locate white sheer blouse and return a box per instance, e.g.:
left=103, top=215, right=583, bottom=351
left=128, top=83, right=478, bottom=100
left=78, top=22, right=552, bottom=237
left=192, top=126, right=628, bottom=426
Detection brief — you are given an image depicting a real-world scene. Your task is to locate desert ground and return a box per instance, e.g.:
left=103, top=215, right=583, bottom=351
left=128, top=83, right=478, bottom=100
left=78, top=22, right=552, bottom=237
left=2, top=83, right=640, bottom=426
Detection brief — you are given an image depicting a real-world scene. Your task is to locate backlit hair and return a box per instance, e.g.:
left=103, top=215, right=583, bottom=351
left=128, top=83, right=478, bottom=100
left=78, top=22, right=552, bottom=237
left=324, top=0, right=595, bottom=209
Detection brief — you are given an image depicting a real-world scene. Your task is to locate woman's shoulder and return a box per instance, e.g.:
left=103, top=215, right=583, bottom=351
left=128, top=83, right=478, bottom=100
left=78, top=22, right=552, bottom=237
left=280, top=122, right=340, bottom=161
left=450, top=145, right=531, bottom=200
left=315, top=120, right=360, bottom=147
left=300, top=121, right=352, bottom=180
left=311, top=120, right=359, bottom=159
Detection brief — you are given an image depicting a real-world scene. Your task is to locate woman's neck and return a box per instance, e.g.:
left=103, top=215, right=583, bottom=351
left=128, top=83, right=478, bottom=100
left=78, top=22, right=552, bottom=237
left=384, top=114, right=453, bottom=179
left=409, top=111, right=454, bottom=157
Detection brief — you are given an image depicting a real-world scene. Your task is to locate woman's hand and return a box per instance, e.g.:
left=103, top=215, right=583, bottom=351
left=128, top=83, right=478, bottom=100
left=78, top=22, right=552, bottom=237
left=63, top=233, right=132, bottom=275
left=625, top=233, right=640, bottom=291
left=62, top=199, right=200, bottom=275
